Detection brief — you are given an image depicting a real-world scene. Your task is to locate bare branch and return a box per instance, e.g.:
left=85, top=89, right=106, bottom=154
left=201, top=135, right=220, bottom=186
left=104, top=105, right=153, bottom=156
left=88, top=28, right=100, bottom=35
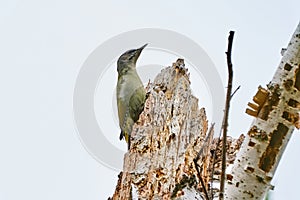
left=219, top=31, right=235, bottom=199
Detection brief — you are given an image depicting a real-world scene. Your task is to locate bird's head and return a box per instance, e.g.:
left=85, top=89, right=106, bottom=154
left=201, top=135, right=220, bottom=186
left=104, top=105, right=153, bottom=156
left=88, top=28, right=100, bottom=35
left=117, top=44, right=148, bottom=75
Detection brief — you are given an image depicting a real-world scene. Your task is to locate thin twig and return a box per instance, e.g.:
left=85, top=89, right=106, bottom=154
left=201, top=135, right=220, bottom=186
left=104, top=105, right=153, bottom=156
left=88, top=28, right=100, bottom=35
left=193, top=160, right=210, bottom=200
left=195, top=124, right=215, bottom=161
left=210, top=150, right=216, bottom=199
left=219, top=31, right=235, bottom=200
left=210, top=120, right=223, bottom=199
left=230, top=85, right=241, bottom=99
left=194, top=124, right=214, bottom=200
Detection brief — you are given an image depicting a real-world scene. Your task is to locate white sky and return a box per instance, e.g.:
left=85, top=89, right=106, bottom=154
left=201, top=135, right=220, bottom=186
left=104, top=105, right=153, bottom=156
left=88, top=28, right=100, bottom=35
left=0, top=0, right=299, bottom=199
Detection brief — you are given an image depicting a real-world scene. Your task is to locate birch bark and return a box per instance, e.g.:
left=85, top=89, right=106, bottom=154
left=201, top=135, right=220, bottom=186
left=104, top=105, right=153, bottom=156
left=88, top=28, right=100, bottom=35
left=110, top=22, right=300, bottom=199
left=225, top=22, right=300, bottom=199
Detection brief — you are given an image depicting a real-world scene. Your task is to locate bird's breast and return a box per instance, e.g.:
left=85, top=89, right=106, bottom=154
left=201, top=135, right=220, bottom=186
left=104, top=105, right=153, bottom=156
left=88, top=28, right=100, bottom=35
left=117, top=72, right=143, bottom=101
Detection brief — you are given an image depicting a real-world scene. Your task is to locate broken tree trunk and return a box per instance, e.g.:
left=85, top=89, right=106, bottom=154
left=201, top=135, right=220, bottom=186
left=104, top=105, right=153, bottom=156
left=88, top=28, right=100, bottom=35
left=109, top=23, right=299, bottom=199
left=111, top=59, right=209, bottom=199
left=109, top=59, right=243, bottom=199
left=225, top=22, right=300, bottom=199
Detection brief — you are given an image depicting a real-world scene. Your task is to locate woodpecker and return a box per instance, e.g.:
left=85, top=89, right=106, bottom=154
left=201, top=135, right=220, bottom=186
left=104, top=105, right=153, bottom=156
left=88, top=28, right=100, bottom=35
left=116, top=44, right=147, bottom=149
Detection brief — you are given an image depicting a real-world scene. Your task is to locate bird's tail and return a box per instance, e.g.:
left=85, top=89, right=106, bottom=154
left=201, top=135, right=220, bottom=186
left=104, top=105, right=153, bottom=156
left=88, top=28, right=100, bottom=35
left=119, top=130, right=130, bottom=150
left=119, top=131, right=124, bottom=140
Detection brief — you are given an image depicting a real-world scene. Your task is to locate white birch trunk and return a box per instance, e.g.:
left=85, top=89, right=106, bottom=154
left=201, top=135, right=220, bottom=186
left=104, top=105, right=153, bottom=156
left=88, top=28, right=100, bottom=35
left=225, top=22, right=300, bottom=199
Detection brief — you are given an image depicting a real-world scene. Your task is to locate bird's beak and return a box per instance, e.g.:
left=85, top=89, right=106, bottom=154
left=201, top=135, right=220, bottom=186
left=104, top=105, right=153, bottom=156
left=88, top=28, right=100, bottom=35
left=134, top=43, right=148, bottom=61
left=139, top=43, right=148, bottom=51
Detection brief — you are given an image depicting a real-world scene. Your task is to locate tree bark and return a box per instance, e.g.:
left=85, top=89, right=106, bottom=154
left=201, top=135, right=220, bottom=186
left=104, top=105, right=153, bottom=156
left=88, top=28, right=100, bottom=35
left=109, top=59, right=244, bottom=199
left=110, top=22, right=300, bottom=199
left=225, top=22, right=300, bottom=199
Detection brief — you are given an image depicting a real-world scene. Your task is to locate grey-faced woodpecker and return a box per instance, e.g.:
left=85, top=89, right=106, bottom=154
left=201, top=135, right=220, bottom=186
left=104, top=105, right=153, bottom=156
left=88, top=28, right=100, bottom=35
left=116, top=44, right=147, bottom=149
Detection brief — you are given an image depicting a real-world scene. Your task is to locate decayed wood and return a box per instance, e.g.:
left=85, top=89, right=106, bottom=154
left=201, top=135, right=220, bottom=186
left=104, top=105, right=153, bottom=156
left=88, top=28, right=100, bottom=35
left=110, top=59, right=208, bottom=199
left=109, top=59, right=244, bottom=200
left=225, top=22, right=300, bottom=199
left=108, top=23, right=300, bottom=200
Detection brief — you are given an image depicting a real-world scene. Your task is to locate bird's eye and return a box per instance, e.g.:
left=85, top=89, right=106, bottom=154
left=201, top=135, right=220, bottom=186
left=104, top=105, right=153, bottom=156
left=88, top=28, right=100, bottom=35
left=128, top=55, right=134, bottom=60
left=124, top=49, right=136, bottom=60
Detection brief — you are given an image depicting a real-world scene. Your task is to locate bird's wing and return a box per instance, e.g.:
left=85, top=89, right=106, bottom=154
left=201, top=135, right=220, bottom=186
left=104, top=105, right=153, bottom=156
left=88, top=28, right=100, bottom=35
left=117, top=97, right=126, bottom=128
left=129, top=86, right=146, bottom=122
left=117, top=97, right=129, bottom=141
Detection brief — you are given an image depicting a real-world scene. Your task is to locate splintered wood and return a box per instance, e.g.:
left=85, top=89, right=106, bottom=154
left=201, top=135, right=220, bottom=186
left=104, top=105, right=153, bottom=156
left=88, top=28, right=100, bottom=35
left=109, top=59, right=244, bottom=200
